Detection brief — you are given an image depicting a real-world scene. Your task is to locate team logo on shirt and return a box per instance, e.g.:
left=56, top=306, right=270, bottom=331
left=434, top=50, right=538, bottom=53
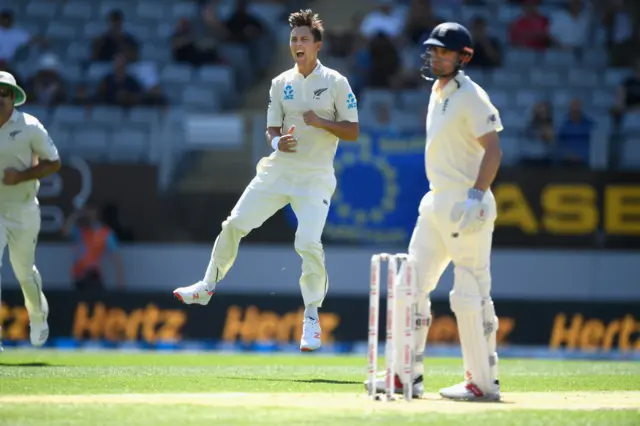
left=9, top=130, right=21, bottom=140
left=313, top=88, right=328, bottom=99
left=346, top=93, right=357, bottom=110
left=283, top=84, right=294, bottom=100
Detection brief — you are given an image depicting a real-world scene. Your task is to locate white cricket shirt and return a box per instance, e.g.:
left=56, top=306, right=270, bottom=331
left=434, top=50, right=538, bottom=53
left=425, top=71, right=503, bottom=192
left=266, top=60, right=359, bottom=172
left=0, top=110, right=60, bottom=206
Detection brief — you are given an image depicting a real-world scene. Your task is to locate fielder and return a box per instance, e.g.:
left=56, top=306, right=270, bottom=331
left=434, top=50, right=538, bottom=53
left=365, top=23, right=503, bottom=401
left=0, top=71, right=61, bottom=351
left=173, top=9, right=359, bottom=352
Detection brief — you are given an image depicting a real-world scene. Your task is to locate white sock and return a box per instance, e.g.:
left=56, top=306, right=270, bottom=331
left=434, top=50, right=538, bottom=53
left=304, top=305, right=318, bottom=320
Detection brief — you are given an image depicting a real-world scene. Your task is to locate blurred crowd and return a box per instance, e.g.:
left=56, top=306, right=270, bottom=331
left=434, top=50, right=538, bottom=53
left=0, top=0, right=284, bottom=110
left=324, top=0, right=640, bottom=169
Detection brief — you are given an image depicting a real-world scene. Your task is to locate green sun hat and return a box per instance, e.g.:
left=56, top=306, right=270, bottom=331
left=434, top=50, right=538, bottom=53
left=0, top=71, right=27, bottom=107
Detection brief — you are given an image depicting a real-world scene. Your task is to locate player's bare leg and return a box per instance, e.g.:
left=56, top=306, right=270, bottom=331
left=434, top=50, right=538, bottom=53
left=173, top=185, right=289, bottom=305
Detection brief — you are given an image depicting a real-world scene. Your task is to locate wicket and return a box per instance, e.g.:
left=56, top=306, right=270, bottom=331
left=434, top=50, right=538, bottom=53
left=368, top=253, right=417, bottom=402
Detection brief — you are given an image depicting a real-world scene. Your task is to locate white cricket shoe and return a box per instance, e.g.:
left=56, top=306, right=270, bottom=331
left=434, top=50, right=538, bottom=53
left=439, top=380, right=501, bottom=402
left=300, top=316, right=321, bottom=352
left=364, top=372, right=424, bottom=398
left=29, top=295, right=49, bottom=347
left=173, top=281, right=214, bottom=305
left=0, top=326, right=4, bottom=352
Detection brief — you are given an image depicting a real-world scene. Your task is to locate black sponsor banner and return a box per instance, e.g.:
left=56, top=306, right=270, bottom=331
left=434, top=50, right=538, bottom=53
left=38, top=162, right=160, bottom=242
left=1, top=290, right=638, bottom=352
left=491, top=168, right=640, bottom=249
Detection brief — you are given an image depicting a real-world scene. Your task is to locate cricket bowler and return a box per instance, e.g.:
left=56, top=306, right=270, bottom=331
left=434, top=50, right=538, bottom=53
left=173, top=10, right=359, bottom=352
left=365, top=22, right=503, bottom=401
left=0, top=71, right=61, bottom=351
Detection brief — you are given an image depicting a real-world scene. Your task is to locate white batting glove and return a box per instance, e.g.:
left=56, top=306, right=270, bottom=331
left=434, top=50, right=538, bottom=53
left=450, top=189, right=488, bottom=235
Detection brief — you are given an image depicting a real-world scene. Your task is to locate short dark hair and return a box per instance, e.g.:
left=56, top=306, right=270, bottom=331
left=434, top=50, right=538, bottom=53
left=288, top=9, right=324, bottom=42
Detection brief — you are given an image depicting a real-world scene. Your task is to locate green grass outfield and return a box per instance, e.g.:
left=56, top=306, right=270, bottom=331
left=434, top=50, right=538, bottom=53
left=0, top=349, right=638, bottom=425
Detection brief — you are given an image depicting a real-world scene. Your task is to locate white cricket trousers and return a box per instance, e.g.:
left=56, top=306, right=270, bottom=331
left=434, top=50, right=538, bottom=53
left=399, top=188, right=499, bottom=385
left=204, top=158, right=336, bottom=307
left=0, top=202, right=47, bottom=324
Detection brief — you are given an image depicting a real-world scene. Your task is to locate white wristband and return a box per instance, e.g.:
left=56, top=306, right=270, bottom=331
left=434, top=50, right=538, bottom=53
left=271, top=136, right=281, bottom=151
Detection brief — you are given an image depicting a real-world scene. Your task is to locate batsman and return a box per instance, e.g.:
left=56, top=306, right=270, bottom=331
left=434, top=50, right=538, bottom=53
left=365, top=22, right=503, bottom=401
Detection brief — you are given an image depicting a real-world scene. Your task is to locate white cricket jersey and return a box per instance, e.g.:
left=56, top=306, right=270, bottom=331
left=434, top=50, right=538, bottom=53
left=0, top=110, right=60, bottom=206
left=425, top=71, right=503, bottom=192
left=266, top=60, right=359, bottom=172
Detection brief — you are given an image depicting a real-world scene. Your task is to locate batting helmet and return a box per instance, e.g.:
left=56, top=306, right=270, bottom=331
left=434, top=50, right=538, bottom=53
left=420, top=22, right=474, bottom=80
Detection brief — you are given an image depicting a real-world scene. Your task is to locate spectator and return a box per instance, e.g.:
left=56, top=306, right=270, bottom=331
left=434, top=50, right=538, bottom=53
left=360, top=0, right=405, bottom=41
left=25, top=53, right=67, bottom=107
left=605, top=0, right=639, bottom=67
left=92, top=9, right=139, bottom=63
left=171, top=17, right=220, bottom=66
left=612, top=59, right=640, bottom=120
left=0, top=9, right=45, bottom=65
left=403, top=0, right=443, bottom=46
left=509, top=0, right=551, bottom=50
left=96, top=54, right=143, bottom=107
left=520, top=101, right=555, bottom=166
left=62, top=203, right=125, bottom=292
left=326, top=13, right=364, bottom=59
left=467, top=16, right=502, bottom=69
left=556, top=98, right=594, bottom=166
left=367, top=33, right=402, bottom=89
left=223, top=0, right=269, bottom=70
left=549, top=0, right=591, bottom=53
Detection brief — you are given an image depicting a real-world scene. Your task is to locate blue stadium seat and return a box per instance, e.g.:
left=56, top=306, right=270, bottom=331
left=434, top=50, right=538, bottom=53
left=360, top=89, right=397, bottom=112
left=543, top=50, right=575, bottom=68
left=136, top=2, right=166, bottom=21
left=128, top=107, right=160, bottom=125
left=160, top=64, right=193, bottom=84
left=197, top=65, right=234, bottom=95
left=19, top=105, right=50, bottom=122
left=52, top=105, right=87, bottom=125
left=490, top=69, right=525, bottom=87
left=25, top=1, right=58, bottom=19
left=530, top=69, right=562, bottom=87
left=603, top=68, right=630, bottom=88
left=514, top=89, right=542, bottom=108
left=399, top=90, right=429, bottom=111
left=109, top=129, right=149, bottom=162
left=568, top=69, right=598, bottom=88
left=46, top=22, right=79, bottom=41
left=82, top=21, right=107, bottom=39
left=591, top=90, right=613, bottom=109
left=72, top=128, right=109, bottom=160
left=504, top=49, right=538, bottom=67
left=619, top=137, right=640, bottom=169
left=91, top=106, right=125, bottom=125
left=60, top=64, right=83, bottom=83
left=61, top=1, right=94, bottom=20
left=182, top=86, right=221, bottom=111
left=172, top=2, right=198, bottom=19
left=622, top=111, right=640, bottom=134
left=86, top=63, right=113, bottom=82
